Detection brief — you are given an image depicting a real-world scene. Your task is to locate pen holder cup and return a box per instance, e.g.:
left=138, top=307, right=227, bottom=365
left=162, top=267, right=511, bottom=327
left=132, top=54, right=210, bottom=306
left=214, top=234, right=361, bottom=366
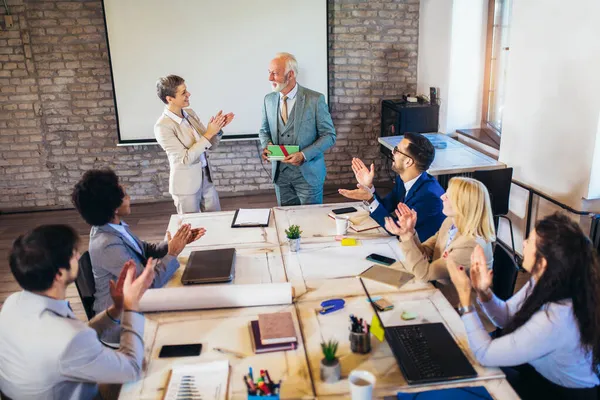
left=248, top=394, right=280, bottom=399
left=349, top=331, right=371, bottom=354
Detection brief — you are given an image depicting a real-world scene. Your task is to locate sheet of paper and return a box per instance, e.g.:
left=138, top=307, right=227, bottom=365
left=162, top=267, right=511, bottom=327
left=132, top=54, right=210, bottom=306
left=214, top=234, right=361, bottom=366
left=139, top=282, right=292, bottom=312
left=163, top=360, right=229, bottom=400
left=234, top=208, right=271, bottom=226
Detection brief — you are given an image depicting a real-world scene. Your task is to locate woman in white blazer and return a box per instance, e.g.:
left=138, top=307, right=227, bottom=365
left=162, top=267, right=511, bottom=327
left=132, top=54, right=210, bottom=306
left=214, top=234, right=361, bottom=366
left=154, top=75, right=234, bottom=214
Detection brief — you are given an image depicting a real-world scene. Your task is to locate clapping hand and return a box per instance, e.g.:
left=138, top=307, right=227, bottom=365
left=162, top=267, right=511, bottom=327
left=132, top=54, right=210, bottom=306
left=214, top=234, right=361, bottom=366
left=189, top=227, right=207, bottom=244
left=122, top=257, right=156, bottom=312
left=338, top=183, right=373, bottom=201
left=470, top=245, right=493, bottom=299
left=390, top=203, right=417, bottom=241
left=206, top=110, right=230, bottom=137
left=167, top=224, right=193, bottom=257
left=351, top=158, right=375, bottom=188
left=445, top=255, right=473, bottom=307
left=109, top=260, right=135, bottom=315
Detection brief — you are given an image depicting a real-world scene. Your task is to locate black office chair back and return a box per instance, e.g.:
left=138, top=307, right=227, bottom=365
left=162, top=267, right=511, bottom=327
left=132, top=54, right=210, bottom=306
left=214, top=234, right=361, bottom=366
left=492, top=241, right=520, bottom=301
left=75, top=250, right=96, bottom=320
left=472, top=167, right=513, bottom=217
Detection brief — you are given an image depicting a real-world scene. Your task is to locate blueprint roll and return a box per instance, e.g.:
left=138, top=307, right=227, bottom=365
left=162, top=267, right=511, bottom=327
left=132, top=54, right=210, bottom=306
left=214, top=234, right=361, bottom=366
left=138, top=282, right=293, bottom=312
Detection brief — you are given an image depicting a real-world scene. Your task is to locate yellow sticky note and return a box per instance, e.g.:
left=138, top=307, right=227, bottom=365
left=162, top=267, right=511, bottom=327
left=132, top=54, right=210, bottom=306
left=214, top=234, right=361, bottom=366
left=370, top=314, right=385, bottom=342
left=341, top=238, right=358, bottom=246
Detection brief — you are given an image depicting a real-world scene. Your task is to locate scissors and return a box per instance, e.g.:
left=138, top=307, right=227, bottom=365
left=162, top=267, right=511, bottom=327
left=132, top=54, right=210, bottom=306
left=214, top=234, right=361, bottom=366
left=319, top=298, right=345, bottom=315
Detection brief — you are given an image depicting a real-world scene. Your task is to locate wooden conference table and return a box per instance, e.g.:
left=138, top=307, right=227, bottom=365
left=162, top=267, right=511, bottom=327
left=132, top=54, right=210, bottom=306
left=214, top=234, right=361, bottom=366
left=117, top=202, right=518, bottom=399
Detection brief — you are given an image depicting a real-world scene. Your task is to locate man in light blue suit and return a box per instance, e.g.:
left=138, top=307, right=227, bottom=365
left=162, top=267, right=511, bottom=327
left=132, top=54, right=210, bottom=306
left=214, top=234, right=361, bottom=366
left=259, top=53, right=336, bottom=206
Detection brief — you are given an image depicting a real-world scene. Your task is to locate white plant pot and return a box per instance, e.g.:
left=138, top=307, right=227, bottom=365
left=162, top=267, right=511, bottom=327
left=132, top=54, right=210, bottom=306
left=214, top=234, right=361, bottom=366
left=320, top=358, right=341, bottom=383
left=288, top=237, right=301, bottom=252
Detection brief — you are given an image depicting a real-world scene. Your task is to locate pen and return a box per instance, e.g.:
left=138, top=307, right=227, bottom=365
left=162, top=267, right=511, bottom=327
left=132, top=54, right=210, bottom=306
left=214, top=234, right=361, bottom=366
left=213, top=347, right=245, bottom=358
left=249, top=367, right=254, bottom=381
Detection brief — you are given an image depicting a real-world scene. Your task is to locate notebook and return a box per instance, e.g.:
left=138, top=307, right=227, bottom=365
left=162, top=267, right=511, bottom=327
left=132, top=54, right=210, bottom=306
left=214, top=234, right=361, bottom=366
left=359, top=265, right=414, bottom=289
left=327, top=210, right=380, bottom=233
left=267, top=145, right=300, bottom=161
left=250, top=320, right=297, bottom=354
left=257, top=312, right=298, bottom=345
left=231, top=208, right=271, bottom=228
left=162, top=360, right=229, bottom=400
left=181, top=248, right=236, bottom=284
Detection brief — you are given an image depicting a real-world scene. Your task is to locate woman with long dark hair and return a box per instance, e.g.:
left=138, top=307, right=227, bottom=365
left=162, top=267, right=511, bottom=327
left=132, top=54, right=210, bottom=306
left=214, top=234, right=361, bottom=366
left=447, top=212, right=600, bottom=399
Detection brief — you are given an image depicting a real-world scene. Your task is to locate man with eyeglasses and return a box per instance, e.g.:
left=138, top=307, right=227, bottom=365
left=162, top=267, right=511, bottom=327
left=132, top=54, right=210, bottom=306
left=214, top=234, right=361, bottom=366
left=339, top=132, right=445, bottom=241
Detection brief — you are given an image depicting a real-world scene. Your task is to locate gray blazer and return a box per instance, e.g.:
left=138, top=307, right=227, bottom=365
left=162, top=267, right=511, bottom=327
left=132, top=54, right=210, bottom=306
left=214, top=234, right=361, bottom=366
left=89, top=224, right=179, bottom=314
left=0, top=291, right=144, bottom=400
left=259, top=85, right=336, bottom=186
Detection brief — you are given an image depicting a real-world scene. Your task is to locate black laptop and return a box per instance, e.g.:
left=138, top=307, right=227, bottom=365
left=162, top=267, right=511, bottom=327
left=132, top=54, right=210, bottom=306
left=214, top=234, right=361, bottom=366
left=360, top=278, right=477, bottom=385
left=181, top=248, right=236, bottom=284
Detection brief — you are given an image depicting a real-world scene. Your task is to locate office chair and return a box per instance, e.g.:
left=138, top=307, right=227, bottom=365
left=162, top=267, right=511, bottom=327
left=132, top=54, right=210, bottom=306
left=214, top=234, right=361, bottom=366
left=492, top=241, right=520, bottom=301
left=74, top=251, right=96, bottom=320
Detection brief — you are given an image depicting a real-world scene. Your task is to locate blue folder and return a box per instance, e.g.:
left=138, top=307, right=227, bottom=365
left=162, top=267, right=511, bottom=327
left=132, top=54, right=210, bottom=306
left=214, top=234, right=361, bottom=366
left=396, top=386, right=493, bottom=399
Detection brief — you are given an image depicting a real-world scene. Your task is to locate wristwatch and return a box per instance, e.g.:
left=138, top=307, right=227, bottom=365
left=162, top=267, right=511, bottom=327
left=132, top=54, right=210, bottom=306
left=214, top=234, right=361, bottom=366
left=457, top=304, right=476, bottom=316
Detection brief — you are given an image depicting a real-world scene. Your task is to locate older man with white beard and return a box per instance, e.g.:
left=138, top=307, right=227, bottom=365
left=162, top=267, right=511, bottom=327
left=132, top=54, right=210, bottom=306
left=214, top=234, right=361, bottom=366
left=259, top=52, right=336, bottom=206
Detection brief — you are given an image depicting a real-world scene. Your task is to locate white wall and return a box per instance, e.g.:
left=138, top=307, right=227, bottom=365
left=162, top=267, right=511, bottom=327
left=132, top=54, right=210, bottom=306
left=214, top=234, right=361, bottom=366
left=417, top=0, right=487, bottom=134
left=417, top=0, right=453, bottom=133
left=499, top=0, right=600, bottom=208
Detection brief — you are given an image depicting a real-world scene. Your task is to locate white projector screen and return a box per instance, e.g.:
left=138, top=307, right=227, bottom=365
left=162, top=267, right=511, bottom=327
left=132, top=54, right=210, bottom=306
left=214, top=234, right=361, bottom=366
left=102, top=0, right=329, bottom=144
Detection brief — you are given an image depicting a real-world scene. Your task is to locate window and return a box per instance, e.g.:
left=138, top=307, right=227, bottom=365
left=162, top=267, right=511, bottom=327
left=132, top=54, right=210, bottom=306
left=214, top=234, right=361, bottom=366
left=482, top=0, right=513, bottom=134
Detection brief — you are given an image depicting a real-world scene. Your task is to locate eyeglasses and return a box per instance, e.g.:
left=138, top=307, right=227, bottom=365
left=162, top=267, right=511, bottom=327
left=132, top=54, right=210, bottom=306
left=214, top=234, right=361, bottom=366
left=392, top=146, right=412, bottom=159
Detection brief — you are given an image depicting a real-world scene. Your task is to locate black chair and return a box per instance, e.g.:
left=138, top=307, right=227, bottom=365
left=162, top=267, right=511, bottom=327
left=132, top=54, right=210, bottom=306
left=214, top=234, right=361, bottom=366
left=74, top=251, right=96, bottom=320
left=492, top=241, right=520, bottom=301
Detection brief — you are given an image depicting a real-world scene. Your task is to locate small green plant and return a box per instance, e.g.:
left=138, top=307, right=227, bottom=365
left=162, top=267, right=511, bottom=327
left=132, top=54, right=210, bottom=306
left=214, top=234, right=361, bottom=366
left=285, top=224, right=302, bottom=239
left=320, top=339, right=339, bottom=362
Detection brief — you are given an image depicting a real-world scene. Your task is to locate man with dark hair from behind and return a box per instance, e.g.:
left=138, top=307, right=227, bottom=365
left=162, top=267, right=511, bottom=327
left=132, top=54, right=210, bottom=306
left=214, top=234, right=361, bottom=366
left=0, top=225, right=155, bottom=399
left=339, top=132, right=445, bottom=241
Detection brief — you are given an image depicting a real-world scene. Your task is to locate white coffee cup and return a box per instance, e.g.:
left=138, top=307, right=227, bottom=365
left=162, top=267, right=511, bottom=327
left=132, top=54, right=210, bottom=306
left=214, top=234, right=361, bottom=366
left=335, top=215, right=350, bottom=235
left=349, top=370, right=376, bottom=400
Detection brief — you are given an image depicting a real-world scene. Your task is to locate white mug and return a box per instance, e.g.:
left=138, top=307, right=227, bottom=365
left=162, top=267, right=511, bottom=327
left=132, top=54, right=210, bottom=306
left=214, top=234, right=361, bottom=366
left=335, top=215, right=350, bottom=235
left=348, top=370, right=376, bottom=400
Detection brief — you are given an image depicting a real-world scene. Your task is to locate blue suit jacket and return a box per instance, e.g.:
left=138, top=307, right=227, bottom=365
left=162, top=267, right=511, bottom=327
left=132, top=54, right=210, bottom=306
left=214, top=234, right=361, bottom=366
left=370, top=173, right=445, bottom=242
left=258, top=85, right=336, bottom=185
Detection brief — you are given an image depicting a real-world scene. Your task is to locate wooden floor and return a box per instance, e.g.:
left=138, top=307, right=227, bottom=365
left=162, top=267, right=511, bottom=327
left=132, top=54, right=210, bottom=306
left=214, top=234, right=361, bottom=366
left=0, top=188, right=528, bottom=323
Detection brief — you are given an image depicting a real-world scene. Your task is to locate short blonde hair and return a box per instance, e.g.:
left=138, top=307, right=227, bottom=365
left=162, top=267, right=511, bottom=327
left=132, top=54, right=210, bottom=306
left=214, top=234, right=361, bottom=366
left=447, top=177, right=496, bottom=242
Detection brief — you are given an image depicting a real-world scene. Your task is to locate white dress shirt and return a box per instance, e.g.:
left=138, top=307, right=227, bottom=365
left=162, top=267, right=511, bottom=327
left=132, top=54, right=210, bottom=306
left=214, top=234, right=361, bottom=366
left=368, top=172, right=423, bottom=213
left=279, top=83, right=298, bottom=121
left=108, top=221, right=142, bottom=254
left=0, top=291, right=145, bottom=399
left=462, top=279, right=600, bottom=388
left=164, top=108, right=208, bottom=168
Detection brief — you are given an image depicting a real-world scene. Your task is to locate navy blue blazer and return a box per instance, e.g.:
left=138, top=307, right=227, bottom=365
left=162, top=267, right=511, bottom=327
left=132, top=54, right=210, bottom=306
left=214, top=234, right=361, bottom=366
left=370, top=173, right=445, bottom=241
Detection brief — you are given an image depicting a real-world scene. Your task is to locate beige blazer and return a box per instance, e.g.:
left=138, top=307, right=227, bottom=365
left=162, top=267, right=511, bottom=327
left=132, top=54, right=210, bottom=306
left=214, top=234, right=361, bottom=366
left=154, top=108, right=220, bottom=195
left=398, top=217, right=493, bottom=281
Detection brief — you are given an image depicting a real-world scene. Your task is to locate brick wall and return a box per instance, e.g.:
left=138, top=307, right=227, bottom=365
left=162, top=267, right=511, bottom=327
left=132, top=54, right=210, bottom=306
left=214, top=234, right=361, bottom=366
left=0, top=0, right=418, bottom=211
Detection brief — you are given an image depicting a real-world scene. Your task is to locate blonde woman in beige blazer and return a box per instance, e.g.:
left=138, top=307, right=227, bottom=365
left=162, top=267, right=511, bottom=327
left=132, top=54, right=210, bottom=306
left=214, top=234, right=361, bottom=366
left=385, top=177, right=496, bottom=281
left=154, top=75, right=234, bottom=214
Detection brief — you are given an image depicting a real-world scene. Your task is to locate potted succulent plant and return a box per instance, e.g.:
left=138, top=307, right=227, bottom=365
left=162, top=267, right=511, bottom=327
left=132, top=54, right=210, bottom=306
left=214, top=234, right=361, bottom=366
left=320, top=339, right=341, bottom=383
left=285, top=224, right=302, bottom=252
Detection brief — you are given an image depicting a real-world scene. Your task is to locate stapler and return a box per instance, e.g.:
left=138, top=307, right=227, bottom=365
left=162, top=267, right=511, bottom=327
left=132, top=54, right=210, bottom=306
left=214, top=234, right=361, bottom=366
left=319, top=298, right=345, bottom=315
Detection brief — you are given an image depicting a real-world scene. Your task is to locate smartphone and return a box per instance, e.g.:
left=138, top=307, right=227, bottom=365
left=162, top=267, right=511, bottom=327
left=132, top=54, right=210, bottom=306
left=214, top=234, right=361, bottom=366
left=366, top=253, right=396, bottom=266
left=332, top=206, right=357, bottom=215
left=158, top=343, right=202, bottom=358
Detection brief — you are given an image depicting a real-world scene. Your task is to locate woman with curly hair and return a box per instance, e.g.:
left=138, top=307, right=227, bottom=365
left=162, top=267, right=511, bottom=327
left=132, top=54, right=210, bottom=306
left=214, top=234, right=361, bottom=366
left=72, top=169, right=205, bottom=316
left=448, top=213, right=600, bottom=399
